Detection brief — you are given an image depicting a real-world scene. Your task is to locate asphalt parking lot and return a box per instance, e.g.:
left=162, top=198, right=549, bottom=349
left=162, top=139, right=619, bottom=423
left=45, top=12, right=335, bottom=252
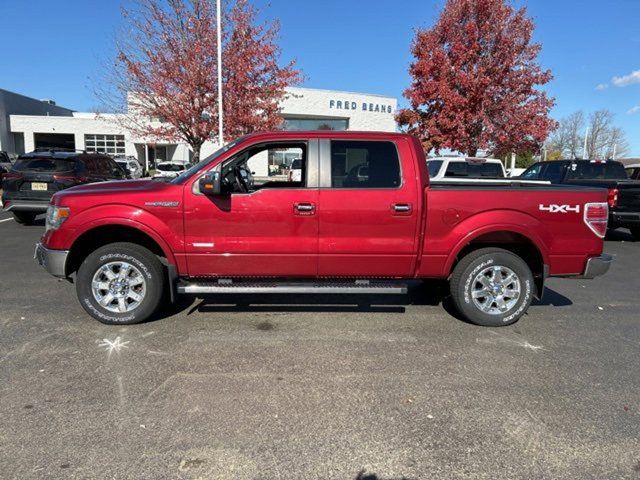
left=0, top=211, right=638, bottom=480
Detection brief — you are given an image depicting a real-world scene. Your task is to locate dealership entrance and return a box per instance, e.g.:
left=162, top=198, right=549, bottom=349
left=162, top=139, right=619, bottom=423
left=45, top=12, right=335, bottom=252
left=34, top=133, right=75, bottom=151
left=135, top=143, right=183, bottom=171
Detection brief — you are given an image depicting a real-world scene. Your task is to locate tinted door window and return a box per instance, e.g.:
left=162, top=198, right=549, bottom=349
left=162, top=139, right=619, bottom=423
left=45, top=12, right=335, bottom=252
left=330, top=141, right=400, bottom=188
left=83, top=158, right=99, bottom=176
left=541, top=162, right=566, bottom=184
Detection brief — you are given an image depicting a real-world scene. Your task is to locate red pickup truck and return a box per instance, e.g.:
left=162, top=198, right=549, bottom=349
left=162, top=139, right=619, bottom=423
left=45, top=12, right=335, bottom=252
left=35, top=131, right=612, bottom=327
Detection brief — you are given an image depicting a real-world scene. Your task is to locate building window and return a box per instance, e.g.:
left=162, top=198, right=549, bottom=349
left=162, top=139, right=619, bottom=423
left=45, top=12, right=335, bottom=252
left=283, top=118, right=348, bottom=131
left=85, top=134, right=125, bottom=155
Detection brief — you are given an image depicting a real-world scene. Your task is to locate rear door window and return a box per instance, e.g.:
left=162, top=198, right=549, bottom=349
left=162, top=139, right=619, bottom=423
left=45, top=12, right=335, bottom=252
left=13, top=157, right=76, bottom=172
left=330, top=141, right=400, bottom=188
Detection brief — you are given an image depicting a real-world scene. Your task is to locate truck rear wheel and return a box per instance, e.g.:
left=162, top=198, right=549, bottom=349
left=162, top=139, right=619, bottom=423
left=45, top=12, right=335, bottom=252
left=450, top=248, right=534, bottom=327
left=76, top=242, right=165, bottom=325
left=630, top=227, right=640, bottom=241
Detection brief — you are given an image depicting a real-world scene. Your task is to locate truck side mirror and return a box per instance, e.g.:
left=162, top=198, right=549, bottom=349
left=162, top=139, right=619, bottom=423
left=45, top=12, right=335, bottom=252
left=199, top=169, right=222, bottom=195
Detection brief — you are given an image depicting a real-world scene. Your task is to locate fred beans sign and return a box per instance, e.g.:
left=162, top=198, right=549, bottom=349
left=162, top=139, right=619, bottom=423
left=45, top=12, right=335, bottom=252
left=329, top=99, right=394, bottom=114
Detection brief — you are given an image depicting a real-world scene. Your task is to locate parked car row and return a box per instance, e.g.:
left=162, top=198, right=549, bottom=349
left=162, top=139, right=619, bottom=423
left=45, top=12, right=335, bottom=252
left=1, top=150, right=128, bottom=224
left=1, top=149, right=192, bottom=223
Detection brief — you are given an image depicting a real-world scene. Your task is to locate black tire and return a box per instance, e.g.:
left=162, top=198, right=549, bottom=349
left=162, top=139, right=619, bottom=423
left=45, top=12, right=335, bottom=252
left=450, top=248, right=534, bottom=327
left=13, top=211, right=36, bottom=225
left=630, top=227, right=640, bottom=241
left=76, top=242, right=165, bottom=325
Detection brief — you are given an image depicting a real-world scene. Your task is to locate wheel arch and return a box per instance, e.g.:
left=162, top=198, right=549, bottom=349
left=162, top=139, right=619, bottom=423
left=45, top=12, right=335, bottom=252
left=446, top=227, right=548, bottom=299
left=65, top=221, right=176, bottom=277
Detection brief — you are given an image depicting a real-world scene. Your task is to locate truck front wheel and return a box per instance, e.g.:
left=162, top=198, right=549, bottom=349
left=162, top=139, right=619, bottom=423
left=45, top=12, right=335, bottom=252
left=76, top=242, right=165, bottom=325
left=450, top=248, right=534, bottom=327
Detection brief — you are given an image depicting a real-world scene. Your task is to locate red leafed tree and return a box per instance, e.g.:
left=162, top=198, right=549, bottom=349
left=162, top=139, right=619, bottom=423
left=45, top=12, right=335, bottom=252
left=397, top=0, right=556, bottom=156
left=111, top=0, right=301, bottom=163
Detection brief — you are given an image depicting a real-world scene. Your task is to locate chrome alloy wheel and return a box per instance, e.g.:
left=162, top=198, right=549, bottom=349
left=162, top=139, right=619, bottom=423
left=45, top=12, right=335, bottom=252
left=471, top=265, right=521, bottom=315
left=91, top=261, right=147, bottom=313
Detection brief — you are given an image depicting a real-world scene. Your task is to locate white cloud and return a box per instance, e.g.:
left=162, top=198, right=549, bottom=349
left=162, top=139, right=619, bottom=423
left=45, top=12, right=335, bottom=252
left=627, top=105, right=640, bottom=115
left=612, top=70, right=640, bottom=87
left=595, top=83, right=608, bottom=90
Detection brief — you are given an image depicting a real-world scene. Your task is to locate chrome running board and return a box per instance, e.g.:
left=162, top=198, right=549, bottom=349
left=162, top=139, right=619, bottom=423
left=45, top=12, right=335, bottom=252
left=177, top=279, right=408, bottom=295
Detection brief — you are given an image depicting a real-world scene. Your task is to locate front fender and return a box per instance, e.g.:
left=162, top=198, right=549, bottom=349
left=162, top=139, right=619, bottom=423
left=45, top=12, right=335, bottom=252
left=46, top=204, right=182, bottom=266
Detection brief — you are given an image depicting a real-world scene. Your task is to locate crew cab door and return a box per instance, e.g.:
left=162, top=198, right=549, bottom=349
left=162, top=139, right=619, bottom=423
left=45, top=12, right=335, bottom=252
left=183, top=140, right=319, bottom=277
left=317, top=138, right=420, bottom=277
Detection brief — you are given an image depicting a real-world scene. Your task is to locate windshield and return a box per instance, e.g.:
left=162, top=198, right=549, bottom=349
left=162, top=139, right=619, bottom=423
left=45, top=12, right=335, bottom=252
left=171, top=136, right=248, bottom=184
left=13, top=157, right=76, bottom=172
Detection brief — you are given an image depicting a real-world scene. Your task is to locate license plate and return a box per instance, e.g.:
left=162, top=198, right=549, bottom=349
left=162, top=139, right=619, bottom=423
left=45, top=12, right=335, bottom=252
left=31, top=182, right=48, bottom=191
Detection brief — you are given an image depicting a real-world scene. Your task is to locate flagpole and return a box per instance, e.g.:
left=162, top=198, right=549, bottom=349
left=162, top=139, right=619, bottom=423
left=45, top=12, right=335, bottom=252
left=216, top=0, right=224, bottom=146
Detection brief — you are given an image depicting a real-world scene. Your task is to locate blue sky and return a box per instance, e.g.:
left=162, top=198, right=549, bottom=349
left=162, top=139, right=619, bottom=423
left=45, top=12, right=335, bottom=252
left=1, top=0, right=639, bottom=155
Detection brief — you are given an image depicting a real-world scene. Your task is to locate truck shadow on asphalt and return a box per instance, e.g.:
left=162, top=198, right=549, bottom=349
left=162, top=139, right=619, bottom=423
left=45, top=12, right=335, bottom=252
left=155, top=280, right=573, bottom=323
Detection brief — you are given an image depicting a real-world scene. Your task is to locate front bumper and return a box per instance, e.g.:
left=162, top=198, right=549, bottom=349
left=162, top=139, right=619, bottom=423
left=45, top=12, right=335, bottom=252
left=34, top=243, right=69, bottom=278
left=575, top=254, right=613, bottom=279
left=4, top=200, right=51, bottom=213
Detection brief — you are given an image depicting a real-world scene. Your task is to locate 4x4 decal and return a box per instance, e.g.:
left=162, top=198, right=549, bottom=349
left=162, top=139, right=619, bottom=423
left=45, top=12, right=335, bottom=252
left=539, top=204, right=580, bottom=213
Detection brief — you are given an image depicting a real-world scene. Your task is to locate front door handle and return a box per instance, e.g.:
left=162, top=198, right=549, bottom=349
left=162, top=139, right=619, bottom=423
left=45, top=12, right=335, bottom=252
left=294, top=202, right=316, bottom=215
left=391, top=203, right=412, bottom=215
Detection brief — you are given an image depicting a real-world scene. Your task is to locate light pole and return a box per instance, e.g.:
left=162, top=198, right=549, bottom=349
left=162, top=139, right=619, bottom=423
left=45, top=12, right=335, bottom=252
left=582, top=127, right=589, bottom=159
left=216, top=0, right=224, bottom=147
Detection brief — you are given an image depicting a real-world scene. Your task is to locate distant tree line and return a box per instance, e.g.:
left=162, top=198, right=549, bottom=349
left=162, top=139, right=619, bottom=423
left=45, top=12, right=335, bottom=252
left=546, top=110, right=629, bottom=160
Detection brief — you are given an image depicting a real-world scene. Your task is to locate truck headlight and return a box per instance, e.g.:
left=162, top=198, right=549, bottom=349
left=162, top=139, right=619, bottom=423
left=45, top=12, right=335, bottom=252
left=46, top=206, right=70, bottom=231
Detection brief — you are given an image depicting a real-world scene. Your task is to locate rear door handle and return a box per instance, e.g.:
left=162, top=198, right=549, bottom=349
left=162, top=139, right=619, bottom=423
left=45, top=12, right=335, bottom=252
left=391, top=203, right=412, bottom=215
left=294, top=202, right=316, bottom=215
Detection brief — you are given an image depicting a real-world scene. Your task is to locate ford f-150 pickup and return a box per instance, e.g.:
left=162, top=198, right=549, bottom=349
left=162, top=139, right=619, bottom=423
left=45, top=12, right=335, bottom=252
left=35, top=131, right=613, bottom=327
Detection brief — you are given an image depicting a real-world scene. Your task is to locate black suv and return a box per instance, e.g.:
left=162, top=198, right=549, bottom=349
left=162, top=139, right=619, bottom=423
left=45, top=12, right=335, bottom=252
left=520, top=159, right=640, bottom=239
left=2, top=150, right=126, bottom=225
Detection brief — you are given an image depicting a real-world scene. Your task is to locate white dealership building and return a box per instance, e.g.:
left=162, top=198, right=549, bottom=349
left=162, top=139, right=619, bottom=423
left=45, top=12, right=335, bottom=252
left=1, top=87, right=397, bottom=171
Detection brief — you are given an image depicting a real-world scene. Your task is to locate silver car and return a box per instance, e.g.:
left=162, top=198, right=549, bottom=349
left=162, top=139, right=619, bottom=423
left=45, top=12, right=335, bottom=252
left=115, top=157, right=143, bottom=179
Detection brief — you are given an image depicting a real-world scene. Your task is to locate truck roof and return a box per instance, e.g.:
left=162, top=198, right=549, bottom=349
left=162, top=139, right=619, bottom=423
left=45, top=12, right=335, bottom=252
left=240, top=131, right=415, bottom=141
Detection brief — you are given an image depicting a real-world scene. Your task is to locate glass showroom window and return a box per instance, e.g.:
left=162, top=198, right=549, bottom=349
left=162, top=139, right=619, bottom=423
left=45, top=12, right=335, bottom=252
left=85, top=134, right=126, bottom=155
left=283, top=118, right=348, bottom=131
